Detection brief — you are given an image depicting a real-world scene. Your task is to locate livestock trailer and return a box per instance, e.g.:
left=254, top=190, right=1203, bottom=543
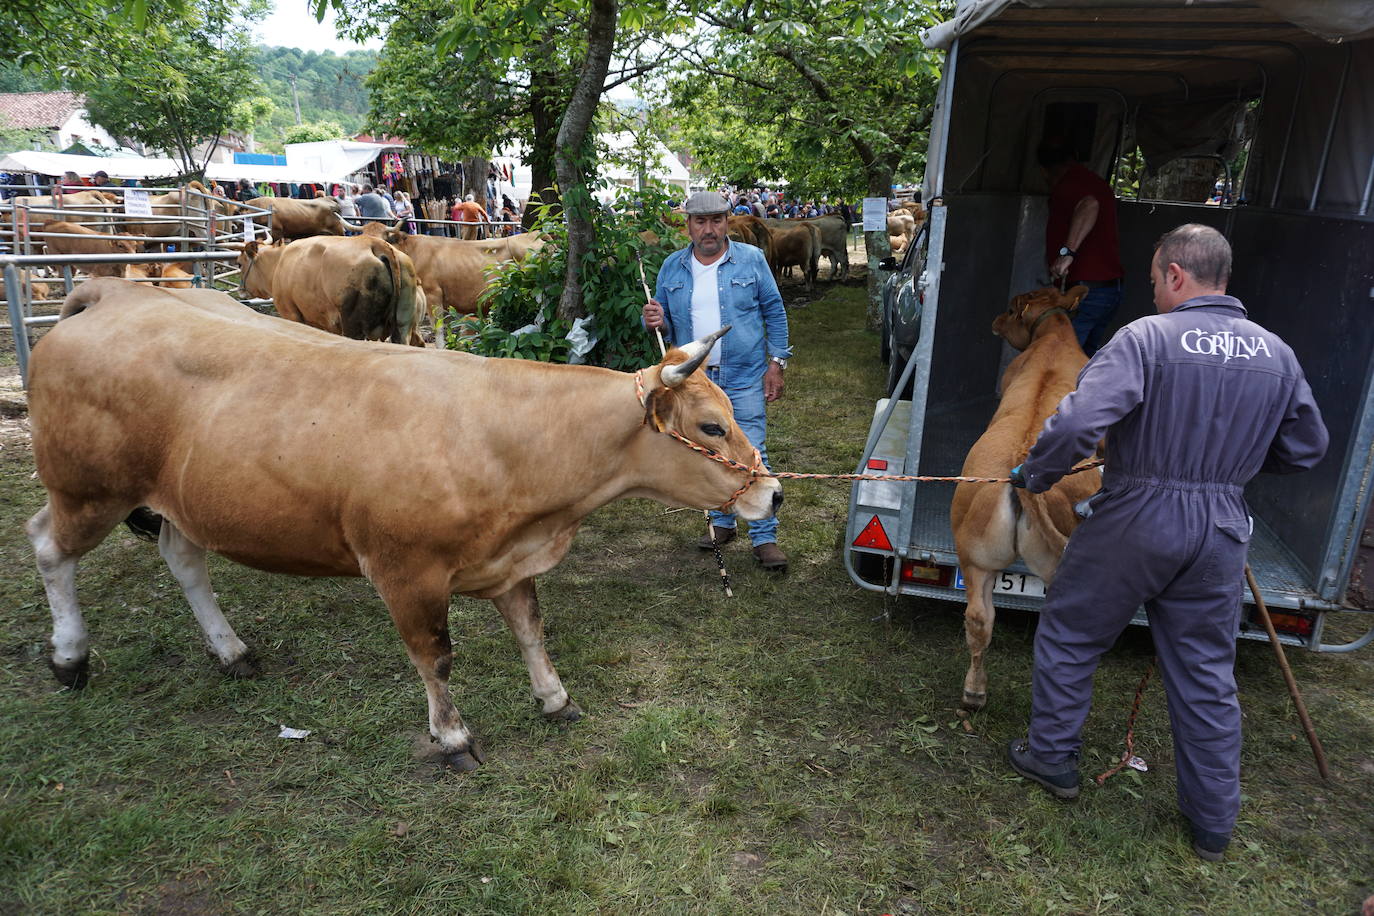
left=845, top=0, right=1374, bottom=651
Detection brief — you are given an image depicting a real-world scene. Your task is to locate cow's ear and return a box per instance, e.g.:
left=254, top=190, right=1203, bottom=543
left=244, top=240, right=259, bottom=258
left=1064, top=285, right=1090, bottom=311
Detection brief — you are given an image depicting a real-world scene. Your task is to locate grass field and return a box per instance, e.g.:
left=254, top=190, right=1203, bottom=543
left=2, top=279, right=1373, bottom=915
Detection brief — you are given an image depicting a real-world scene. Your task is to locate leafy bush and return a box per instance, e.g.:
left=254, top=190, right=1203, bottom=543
left=442, top=184, right=686, bottom=370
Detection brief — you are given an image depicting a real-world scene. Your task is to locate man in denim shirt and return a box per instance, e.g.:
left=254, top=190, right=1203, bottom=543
left=643, top=191, right=792, bottom=571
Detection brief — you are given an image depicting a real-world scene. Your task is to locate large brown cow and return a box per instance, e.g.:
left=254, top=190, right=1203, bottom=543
left=727, top=214, right=775, bottom=270
left=360, top=222, right=546, bottom=318
left=762, top=216, right=849, bottom=280
left=38, top=220, right=141, bottom=277
left=236, top=236, right=421, bottom=346
left=244, top=196, right=350, bottom=242
left=26, top=278, right=781, bottom=770
left=949, top=285, right=1099, bottom=710
left=768, top=222, right=820, bottom=290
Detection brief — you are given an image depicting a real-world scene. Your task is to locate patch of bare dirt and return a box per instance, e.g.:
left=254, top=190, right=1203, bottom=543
left=0, top=374, right=29, bottom=448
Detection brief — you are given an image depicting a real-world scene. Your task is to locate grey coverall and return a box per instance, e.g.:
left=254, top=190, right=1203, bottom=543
left=1020, top=294, right=1328, bottom=834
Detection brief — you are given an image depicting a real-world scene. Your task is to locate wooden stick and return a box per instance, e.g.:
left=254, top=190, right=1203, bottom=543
left=1245, top=563, right=1329, bottom=780
left=637, top=253, right=666, bottom=356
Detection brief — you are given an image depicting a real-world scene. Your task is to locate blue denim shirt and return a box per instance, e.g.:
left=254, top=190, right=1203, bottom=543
left=652, top=241, right=791, bottom=390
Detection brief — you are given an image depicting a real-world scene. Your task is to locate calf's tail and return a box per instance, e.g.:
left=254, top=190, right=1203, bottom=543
left=1014, top=488, right=1070, bottom=557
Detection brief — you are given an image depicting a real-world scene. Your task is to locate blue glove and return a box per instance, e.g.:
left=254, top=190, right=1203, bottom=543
left=1009, top=464, right=1027, bottom=488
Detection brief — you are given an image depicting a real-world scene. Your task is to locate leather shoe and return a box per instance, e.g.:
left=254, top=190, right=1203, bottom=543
left=697, top=526, right=736, bottom=550
left=1007, top=737, right=1080, bottom=799
left=752, top=542, right=788, bottom=572
left=1189, top=822, right=1231, bottom=862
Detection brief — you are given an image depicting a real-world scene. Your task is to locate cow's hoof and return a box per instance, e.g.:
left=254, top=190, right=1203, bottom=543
left=543, top=699, right=583, bottom=723
left=440, top=740, right=486, bottom=772
left=48, top=657, right=90, bottom=689
left=961, top=690, right=988, bottom=712
left=220, top=654, right=258, bottom=680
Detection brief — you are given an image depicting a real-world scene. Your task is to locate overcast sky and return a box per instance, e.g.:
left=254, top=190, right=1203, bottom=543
left=255, top=1, right=383, bottom=54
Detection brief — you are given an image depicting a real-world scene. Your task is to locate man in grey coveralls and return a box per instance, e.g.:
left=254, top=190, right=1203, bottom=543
left=1005, top=224, right=1328, bottom=861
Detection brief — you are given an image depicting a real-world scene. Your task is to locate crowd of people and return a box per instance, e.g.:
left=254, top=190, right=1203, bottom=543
left=719, top=187, right=856, bottom=223
left=16, top=169, right=527, bottom=240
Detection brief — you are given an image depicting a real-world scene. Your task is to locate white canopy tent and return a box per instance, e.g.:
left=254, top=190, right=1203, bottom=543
left=0, top=149, right=183, bottom=182
left=0, top=139, right=400, bottom=188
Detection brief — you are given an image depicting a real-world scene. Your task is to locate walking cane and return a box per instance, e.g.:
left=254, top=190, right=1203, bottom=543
left=637, top=253, right=733, bottom=598
left=1245, top=563, right=1329, bottom=779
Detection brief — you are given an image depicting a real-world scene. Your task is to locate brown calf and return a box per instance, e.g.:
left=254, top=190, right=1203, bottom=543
left=949, top=285, right=1100, bottom=710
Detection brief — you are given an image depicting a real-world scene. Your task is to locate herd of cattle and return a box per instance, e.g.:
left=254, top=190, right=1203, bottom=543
left=3, top=182, right=555, bottom=347
left=10, top=182, right=996, bottom=772
left=6, top=181, right=895, bottom=348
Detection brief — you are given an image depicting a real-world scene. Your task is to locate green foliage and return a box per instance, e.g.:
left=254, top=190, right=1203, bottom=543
left=444, top=185, right=684, bottom=370
left=664, top=0, right=949, bottom=197
left=282, top=120, right=346, bottom=144
left=252, top=46, right=377, bottom=151
left=360, top=0, right=550, bottom=159
left=0, top=126, right=57, bottom=152
left=79, top=0, right=267, bottom=176
left=0, top=60, right=56, bottom=93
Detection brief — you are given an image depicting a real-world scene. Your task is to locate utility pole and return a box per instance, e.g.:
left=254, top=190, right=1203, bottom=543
left=288, top=74, right=302, bottom=125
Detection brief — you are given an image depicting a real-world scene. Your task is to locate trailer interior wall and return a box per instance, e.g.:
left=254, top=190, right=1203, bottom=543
left=917, top=15, right=1374, bottom=604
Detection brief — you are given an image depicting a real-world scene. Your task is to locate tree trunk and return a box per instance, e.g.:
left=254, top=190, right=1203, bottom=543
left=462, top=156, right=490, bottom=210
left=554, top=0, right=617, bottom=321
left=863, top=163, right=895, bottom=332
left=525, top=75, right=561, bottom=229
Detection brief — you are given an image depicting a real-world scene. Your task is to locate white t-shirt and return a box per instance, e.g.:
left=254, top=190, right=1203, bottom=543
left=689, top=253, right=724, bottom=366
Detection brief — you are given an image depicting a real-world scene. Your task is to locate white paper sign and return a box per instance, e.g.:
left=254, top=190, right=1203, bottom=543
left=243, top=217, right=257, bottom=241
left=123, top=189, right=152, bottom=217
left=862, top=198, right=889, bottom=232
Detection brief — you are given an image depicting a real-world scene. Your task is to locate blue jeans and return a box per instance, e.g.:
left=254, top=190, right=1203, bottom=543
left=1070, top=281, right=1123, bottom=356
left=706, top=369, right=778, bottom=546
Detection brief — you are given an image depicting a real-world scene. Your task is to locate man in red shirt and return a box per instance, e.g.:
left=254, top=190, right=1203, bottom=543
left=1039, top=141, right=1124, bottom=355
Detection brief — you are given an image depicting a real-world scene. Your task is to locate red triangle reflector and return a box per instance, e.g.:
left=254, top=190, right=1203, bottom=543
left=853, top=515, right=893, bottom=551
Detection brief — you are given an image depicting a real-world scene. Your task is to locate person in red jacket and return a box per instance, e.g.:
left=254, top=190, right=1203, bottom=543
left=1039, top=140, right=1124, bottom=355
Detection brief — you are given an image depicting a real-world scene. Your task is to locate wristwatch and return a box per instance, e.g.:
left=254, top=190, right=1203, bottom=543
left=1058, top=246, right=1077, bottom=258
left=770, top=356, right=788, bottom=370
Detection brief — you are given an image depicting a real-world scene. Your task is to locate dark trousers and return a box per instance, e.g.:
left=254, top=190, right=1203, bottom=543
left=1029, top=481, right=1250, bottom=834
left=1070, top=281, right=1123, bottom=356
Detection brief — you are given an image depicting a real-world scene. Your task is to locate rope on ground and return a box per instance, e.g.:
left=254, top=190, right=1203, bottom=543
left=1096, top=657, right=1155, bottom=786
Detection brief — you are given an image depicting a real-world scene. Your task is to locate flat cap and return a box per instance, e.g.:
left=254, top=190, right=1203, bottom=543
left=683, top=191, right=730, bottom=216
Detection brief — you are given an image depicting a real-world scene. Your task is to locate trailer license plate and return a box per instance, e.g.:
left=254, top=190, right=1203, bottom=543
left=954, top=568, right=1047, bottom=598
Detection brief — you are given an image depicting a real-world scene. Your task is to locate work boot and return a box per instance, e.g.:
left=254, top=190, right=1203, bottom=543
left=697, top=526, right=736, bottom=550
left=1007, top=737, right=1080, bottom=800
left=752, top=542, right=788, bottom=572
left=1189, top=822, right=1231, bottom=862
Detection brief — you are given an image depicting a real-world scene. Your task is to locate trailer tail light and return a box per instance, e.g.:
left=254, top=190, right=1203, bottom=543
left=853, top=515, right=893, bottom=551
left=866, top=458, right=888, bottom=470
left=1261, top=610, right=1315, bottom=637
left=901, top=560, right=950, bottom=586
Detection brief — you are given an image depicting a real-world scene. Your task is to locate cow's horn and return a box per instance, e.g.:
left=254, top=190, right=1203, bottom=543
left=661, top=325, right=731, bottom=388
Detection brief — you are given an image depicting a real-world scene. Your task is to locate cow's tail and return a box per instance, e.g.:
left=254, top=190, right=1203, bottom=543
left=376, top=245, right=416, bottom=345
left=58, top=280, right=110, bottom=319
left=123, top=507, right=164, bottom=542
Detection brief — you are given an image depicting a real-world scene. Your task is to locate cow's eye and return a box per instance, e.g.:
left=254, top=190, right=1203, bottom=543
left=700, top=423, right=726, bottom=438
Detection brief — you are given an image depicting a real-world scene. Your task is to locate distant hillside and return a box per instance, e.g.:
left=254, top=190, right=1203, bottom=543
left=253, top=46, right=378, bottom=152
